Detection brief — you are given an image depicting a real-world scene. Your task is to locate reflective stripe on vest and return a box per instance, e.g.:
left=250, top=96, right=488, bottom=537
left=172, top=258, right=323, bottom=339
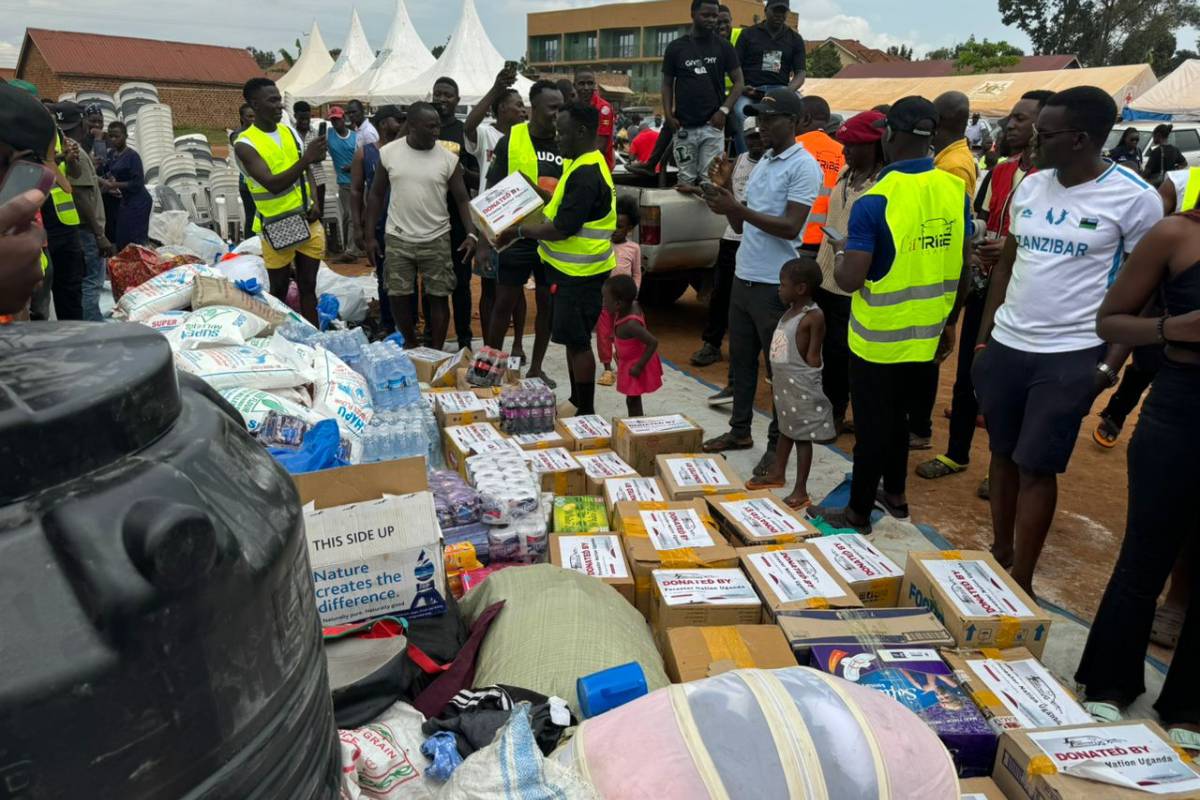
left=235, top=125, right=307, bottom=234
left=538, top=150, right=617, bottom=276
left=507, top=122, right=539, bottom=185
left=1182, top=166, right=1200, bottom=212
left=51, top=133, right=80, bottom=227
left=40, top=249, right=49, bottom=274
left=848, top=168, right=965, bottom=364
left=796, top=131, right=844, bottom=246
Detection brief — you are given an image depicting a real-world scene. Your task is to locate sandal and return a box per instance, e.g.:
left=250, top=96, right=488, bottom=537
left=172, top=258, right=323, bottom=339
left=916, top=455, right=967, bottom=480
left=745, top=476, right=785, bottom=490
left=1169, top=727, right=1200, bottom=753
left=1093, top=415, right=1122, bottom=449
left=874, top=487, right=910, bottom=521
left=1151, top=604, right=1185, bottom=649
left=1083, top=701, right=1123, bottom=724
left=702, top=432, right=754, bottom=453
left=783, top=496, right=812, bottom=510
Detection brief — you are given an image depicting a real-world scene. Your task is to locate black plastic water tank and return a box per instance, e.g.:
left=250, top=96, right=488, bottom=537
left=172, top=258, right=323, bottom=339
left=0, top=323, right=339, bottom=799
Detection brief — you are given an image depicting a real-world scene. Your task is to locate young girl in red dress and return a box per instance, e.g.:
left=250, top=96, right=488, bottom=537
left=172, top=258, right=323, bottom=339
left=602, top=274, right=662, bottom=416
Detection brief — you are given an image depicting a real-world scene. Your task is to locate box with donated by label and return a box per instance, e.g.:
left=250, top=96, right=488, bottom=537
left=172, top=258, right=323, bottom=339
left=655, top=453, right=742, bottom=501
left=613, top=414, right=704, bottom=476
left=740, top=544, right=862, bottom=620
left=468, top=172, right=545, bottom=245
left=808, top=534, right=904, bottom=607
left=650, top=569, right=763, bottom=631
left=550, top=533, right=634, bottom=603
left=901, top=550, right=1052, bottom=657
left=705, top=490, right=819, bottom=546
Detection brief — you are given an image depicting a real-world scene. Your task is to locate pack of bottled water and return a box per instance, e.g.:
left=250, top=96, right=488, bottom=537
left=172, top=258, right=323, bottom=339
left=360, top=340, right=420, bottom=412
left=499, top=384, right=557, bottom=434
left=359, top=403, right=444, bottom=466
left=318, top=328, right=370, bottom=372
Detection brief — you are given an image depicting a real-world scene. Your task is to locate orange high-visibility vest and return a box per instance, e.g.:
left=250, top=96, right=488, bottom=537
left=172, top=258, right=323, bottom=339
left=796, top=130, right=845, bottom=247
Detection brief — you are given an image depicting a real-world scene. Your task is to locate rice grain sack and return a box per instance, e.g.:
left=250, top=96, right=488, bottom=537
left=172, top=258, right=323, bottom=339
left=174, top=345, right=309, bottom=391
left=113, top=264, right=214, bottom=322
left=139, top=310, right=190, bottom=333
left=312, top=348, right=373, bottom=440
left=218, top=387, right=325, bottom=433
left=178, top=306, right=268, bottom=349
left=191, top=275, right=300, bottom=332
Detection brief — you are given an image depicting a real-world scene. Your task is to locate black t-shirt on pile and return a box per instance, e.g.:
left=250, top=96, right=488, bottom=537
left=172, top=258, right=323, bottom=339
left=662, top=34, right=740, bottom=127
left=487, top=129, right=564, bottom=262
left=548, top=161, right=614, bottom=284
left=735, top=23, right=806, bottom=88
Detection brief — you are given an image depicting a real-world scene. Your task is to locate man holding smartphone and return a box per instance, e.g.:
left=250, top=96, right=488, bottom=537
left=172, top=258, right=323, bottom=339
left=56, top=101, right=112, bottom=322
left=0, top=82, right=56, bottom=317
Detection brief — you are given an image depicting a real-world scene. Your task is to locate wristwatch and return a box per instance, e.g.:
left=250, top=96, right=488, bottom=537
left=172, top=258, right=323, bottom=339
left=1096, top=362, right=1119, bottom=387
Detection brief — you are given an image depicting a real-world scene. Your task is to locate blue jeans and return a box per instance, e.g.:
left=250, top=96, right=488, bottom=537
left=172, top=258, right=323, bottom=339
left=732, top=84, right=786, bottom=155
left=79, top=229, right=106, bottom=321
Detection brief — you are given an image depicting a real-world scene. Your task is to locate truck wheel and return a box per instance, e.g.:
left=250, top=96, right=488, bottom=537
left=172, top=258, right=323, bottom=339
left=638, top=277, right=690, bottom=306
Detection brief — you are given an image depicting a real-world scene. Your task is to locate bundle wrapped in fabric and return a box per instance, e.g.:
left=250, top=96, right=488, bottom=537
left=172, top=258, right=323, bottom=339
left=555, top=666, right=959, bottom=799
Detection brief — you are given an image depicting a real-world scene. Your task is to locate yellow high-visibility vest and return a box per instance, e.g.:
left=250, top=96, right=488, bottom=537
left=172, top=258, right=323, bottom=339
left=848, top=168, right=966, bottom=363
left=725, top=27, right=744, bottom=92
left=1182, top=166, right=1200, bottom=212
left=506, top=122, right=539, bottom=186
left=235, top=125, right=307, bottom=234
left=538, top=150, right=616, bottom=277
left=50, top=133, right=80, bottom=227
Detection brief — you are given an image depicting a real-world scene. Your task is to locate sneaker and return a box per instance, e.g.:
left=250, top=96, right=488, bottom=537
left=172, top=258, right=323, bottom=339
left=753, top=449, right=777, bottom=478
left=597, top=369, right=615, bottom=387
left=690, top=342, right=722, bottom=367
left=707, top=386, right=734, bottom=406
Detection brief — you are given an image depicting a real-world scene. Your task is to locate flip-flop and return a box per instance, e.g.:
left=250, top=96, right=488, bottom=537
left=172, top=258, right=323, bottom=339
left=784, top=496, right=812, bottom=511
left=874, top=487, right=910, bottom=521
left=1083, top=701, right=1123, bottom=723
left=745, top=477, right=785, bottom=490
left=1169, top=727, right=1200, bottom=753
left=1093, top=416, right=1121, bottom=449
left=916, top=455, right=967, bottom=480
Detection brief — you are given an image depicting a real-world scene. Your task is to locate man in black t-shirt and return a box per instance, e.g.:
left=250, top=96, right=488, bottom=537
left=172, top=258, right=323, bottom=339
left=731, top=0, right=806, bottom=154
left=477, top=80, right=565, bottom=387
left=662, top=0, right=744, bottom=193
left=433, top=76, right=482, bottom=350
left=1145, top=123, right=1187, bottom=185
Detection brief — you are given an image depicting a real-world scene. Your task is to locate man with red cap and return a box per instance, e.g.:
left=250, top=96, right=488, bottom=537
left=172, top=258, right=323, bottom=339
left=326, top=105, right=359, bottom=258
left=813, top=109, right=886, bottom=433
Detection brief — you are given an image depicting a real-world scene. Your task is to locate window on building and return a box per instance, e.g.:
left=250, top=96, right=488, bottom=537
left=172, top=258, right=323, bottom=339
left=565, top=31, right=597, bottom=61
left=531, top=36, right=560, bottom=63
left=649, top=27, right=685, bottom=57
left=613, top=30, right=637, bottom=59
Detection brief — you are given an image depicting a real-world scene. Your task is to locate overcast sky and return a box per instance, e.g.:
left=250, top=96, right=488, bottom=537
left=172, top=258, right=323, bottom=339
left=0, top=0, right=1032, bottom=69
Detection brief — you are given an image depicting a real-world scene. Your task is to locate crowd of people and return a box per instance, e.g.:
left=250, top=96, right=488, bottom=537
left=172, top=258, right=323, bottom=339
left=0, top=0, right=1197, bottom=746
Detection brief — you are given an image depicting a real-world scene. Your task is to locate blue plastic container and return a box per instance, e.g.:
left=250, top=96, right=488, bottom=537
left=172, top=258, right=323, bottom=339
left=577, top=662, right=648, bottom=719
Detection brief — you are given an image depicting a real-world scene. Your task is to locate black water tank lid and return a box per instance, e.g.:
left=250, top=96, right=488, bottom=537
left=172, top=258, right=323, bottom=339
left=0, top=322, right=181, bottom=503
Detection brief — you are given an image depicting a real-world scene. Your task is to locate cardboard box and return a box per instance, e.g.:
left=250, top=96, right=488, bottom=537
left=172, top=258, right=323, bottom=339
left=552, top=496, right=609, bottom=533
left=662, top=625, right=798, bottom=683
left=443, top=422, right=509, bottom=474
left=613, top=500, right=739, bottom=616
left=549, top=533, right=633, bottom=603
left=992, top=721, right=1200, bottom=800
left=655, top=453, right=743, bottom=501
left=469, top=172, right=545, bottom=244
left=527, top=447, right=586, bottom=495
left=649, top=569, right=763, bottom=631
left=555, top=414, right=613, bottom=451
left=435, top=390, right=489, bottom=427
left=431, top=348, right=472, bottom=388
left=740, top=545, right=862, bottom=620
left=808, top=534, right=904, bottom=607
left=941, top=648, right=1092, bottom=733
left=776, top=608, right=955, bottom=661
left=575, top=449, right=639, bottom=495
left=603, top=476, right=667, bottom=514
left=406, top=346, right=453, bottom=384
left=510, top=430, right=570, bottom=451
left=810, top=644, right=997, bottom=777
left=294, top=458, right=446, bottom=626
left=959, top=777, right=1005, bottom=800
left=902, top=551, right=1052, bottom=658
left=613, top=414, right=704, bottom=476
left=705, top=491, right=820, bottom=546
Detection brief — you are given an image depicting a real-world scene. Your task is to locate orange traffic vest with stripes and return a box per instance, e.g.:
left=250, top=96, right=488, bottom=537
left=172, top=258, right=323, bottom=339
left=796, top=130, right=845, bottom=246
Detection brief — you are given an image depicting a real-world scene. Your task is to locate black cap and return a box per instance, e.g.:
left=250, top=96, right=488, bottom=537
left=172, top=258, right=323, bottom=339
left=875, top=95, right=938, bottom=137
left=745, top=87, right=804, bottom=118
left=766, top=0, right=790, bottom=7
left=52, top=101, right=84, bottom=132
left=0, top=82, right=57, bottom=157
left=373, top=104, right=405, bottom=125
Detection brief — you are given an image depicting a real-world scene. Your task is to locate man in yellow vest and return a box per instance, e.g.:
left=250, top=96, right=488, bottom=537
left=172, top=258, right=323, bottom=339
left=794, top=95, right=844, bottom=252
left=234, top=77, right=328, bottom=326
left=477, top=79, right=566, bottom=387
left=29, top=121, right=87, bottom=321
left=497, top=103, right=617, bottom=415
left=0, top=82, right=56, bottom=318
left=807, top=97, right=971, bottom=534
left=1161, top=166, right=1200, bottom=215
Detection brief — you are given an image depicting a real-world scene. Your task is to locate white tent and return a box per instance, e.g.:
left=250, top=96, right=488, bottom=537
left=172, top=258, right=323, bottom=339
left=276, top=21, right=335, bottom=101
left=296, top=9, right=375, bottom=103
left=1125, top=59, right=1200, bottom=121
left=371, top=0, right=533, bottom=105
left=336, top=0, right=435, bottom=101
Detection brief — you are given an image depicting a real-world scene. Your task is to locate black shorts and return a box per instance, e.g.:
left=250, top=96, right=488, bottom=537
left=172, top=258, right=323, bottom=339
left=497, top=244, right=548, bottom=288
left=972, top=339, right=1104, bottom=474
left=548, top=269, right=607, bottom=350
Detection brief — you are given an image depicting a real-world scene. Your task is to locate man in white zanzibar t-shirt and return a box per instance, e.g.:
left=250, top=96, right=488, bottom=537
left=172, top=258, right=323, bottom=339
left=973, top=85, right=1162, bottom=596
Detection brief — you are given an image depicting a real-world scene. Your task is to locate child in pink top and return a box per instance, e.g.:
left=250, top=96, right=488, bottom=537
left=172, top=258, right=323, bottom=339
left=597, top=197, right=642, bottom=386
left=603, top=274, right=662, bottom=416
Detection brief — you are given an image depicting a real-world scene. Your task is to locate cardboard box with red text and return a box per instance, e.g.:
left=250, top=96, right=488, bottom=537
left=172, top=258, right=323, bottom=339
left=808, top=534, right=904, bottom=607
left=550, top=533, right=634, bottom=604
left=613, top=414, right=704, bottom=476
left=555, top=414, right=613, bottom=450
left=705, top=491, right=820, bottom=546
left=740, top=544, right=862, bottom=620
left=649, top=569, right=763, bottom=631
left=655, top=453, right=743, bottom=501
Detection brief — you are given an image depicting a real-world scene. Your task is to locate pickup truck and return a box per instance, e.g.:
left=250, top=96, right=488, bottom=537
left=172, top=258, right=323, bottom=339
left=612, top=153, right=729, bottom=306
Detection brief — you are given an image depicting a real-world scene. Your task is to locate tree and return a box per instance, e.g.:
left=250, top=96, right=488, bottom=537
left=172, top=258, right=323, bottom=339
left=954, top=36, right=1024, bottom=73
left=998, top=0, right=1200, bottom=67
left=246, top=47, right=277, bottom=70
left=886, top=44, right=913, bottom=60
left=278, top=48, right=295, bottom=67
left=925, top=46, right=956, bottom=60
left=329, top=48, right=342, bottom=61
left=431, top=36, right=450, bottom=59
left=808, top=44, right=843, bottom=78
